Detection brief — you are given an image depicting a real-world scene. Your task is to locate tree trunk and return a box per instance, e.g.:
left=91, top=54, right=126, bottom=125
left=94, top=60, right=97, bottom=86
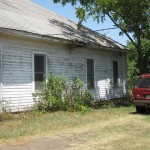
left=137, top=35, right=146, bottom=74
left=137, top=49, right=149, bottom=74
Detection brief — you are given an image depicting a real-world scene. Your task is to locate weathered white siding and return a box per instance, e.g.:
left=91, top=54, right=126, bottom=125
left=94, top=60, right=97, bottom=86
left=1, top=37, right=127, bottom=112
left=2, top=40, right=33, bottom=112
left=0, top=39, right=2, bottom=112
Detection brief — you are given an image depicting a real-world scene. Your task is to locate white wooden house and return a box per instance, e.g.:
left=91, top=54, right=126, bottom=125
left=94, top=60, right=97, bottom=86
left=0, top=0, right=129, bottom=112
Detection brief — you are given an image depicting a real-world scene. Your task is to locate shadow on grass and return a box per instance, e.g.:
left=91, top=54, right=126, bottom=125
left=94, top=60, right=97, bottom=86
left=130, top=110, right=150, bottom=115
left=94, top=96, right=133, bottom=109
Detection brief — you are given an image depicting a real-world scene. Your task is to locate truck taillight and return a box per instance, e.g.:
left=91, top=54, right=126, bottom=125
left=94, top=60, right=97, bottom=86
left=135, top=95, right=141, bottom=100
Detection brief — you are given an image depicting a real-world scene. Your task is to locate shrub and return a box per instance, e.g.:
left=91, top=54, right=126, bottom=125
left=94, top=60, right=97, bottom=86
left=34, top=73, right=93, bottom=112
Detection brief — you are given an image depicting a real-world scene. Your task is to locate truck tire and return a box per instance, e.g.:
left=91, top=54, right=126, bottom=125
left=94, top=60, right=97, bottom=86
left=136, top=106, right=145, bottom=113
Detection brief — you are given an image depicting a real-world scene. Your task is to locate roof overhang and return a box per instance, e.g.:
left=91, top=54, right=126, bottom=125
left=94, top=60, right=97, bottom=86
left=0, top=27, right=130, bottom=53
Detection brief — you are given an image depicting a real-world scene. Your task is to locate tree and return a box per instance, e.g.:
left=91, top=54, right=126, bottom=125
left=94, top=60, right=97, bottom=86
left=53, top=0, right=150, bottom=74
left=127, top=38, right=150, bottom=91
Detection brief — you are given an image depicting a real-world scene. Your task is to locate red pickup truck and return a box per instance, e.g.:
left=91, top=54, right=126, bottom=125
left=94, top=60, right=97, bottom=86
left=132, top=74, right=150, bottom=113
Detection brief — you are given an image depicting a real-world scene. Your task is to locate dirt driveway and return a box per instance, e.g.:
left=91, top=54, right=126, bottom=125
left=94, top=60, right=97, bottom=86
left=1, top=126, right=99, bottom=150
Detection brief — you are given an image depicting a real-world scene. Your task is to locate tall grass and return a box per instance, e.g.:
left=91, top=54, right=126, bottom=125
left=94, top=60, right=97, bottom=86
left=0, top=106, right=150, bottom=150
left=0, top=107, right=133, bottom=140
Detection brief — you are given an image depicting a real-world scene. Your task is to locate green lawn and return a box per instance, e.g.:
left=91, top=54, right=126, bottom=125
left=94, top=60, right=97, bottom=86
left=0, top=106, right=150, bottom=149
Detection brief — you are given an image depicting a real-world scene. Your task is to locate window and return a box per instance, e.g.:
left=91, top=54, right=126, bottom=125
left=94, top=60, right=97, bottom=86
left=113, top=61, right=118, bottom=87
left=87, top=59, right=94, bottom=89
left=34, top=54, right=46, bottom=92
left=135, top=77, right=150, bottom=88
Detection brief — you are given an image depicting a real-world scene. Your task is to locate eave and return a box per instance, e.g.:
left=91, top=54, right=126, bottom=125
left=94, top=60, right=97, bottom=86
left=0, top=27, right=130, bottom=53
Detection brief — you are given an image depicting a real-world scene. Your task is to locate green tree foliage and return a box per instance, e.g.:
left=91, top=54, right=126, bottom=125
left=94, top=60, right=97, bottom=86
left=53, top=0, right=150, bottom=73
left=127, top=38, right=150, bottom=91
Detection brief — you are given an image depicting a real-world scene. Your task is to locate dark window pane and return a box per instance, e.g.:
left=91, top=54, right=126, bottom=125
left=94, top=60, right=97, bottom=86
left=34, top=55, right=45, bottom=72
left=87, top=75, right=94, bottom=89
left=113, top=61, right=118, bottom=86
left=35, top=73, right=44, bottom=81
left=87, top=59, right=94, bottom=73
left=135, top=77, right=150, bottom=88
left=87, top=59, right=94, bottom=89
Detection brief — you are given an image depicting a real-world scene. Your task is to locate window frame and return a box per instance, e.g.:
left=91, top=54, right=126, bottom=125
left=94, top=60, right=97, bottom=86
left=112, top=60, right=119, bottom=87
left=32, top=51, right=47, bottom=93
left=86, top=58, right=95, bottom=89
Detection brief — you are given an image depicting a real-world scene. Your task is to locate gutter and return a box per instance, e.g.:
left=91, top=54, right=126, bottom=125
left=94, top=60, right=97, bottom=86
left=0, top=27, right=130, bottom=53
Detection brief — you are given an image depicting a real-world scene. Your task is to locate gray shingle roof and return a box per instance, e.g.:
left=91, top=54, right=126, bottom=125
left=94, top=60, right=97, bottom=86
left=0, top=0, right=127, bottom=50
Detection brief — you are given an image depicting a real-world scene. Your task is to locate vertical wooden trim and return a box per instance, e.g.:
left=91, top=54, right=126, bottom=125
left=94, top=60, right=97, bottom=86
left=32, top=52, right=35, bottom=93
left=0, top=40, right=3, bottom=101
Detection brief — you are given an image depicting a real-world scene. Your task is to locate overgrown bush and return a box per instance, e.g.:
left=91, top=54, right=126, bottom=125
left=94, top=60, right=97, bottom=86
left=34, top=73, right=93, bottom=112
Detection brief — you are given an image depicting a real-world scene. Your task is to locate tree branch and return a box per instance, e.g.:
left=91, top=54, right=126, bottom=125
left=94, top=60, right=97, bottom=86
left=107, top=13, right=138, bottom=48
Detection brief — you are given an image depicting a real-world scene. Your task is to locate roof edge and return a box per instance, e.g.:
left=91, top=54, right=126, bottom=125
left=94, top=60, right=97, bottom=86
left=0, top=27, right=130, bottom=53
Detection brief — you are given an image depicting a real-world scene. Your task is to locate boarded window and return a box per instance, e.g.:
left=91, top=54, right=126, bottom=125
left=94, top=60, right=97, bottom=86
left=87, top=59, right=94, bottom=89
left=113, top=61, right=118, bottom=86
left=34, top=54, right=46, bottom=92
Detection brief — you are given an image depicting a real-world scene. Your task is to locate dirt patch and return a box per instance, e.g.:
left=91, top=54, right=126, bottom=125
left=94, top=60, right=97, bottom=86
left=1, top=132, right=94, bottom=150
left=1, top=136, right=68, bottom=150
left=0, top=116, right=136, bottom=150
left=1, top=110, right=150, bottom=150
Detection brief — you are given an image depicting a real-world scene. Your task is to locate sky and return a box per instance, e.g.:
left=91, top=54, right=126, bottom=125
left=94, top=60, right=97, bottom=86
left=32, top=0, right=129, bottom=46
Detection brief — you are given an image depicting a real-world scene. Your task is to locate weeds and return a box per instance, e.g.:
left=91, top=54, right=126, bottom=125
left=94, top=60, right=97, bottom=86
left=0, top=113, right=13, bottom=122
left=34, top=73, right=93, bottom=112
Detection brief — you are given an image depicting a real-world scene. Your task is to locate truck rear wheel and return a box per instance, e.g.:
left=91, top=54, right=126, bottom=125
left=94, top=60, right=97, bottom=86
left=136, top=106, right=145, bottom=113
